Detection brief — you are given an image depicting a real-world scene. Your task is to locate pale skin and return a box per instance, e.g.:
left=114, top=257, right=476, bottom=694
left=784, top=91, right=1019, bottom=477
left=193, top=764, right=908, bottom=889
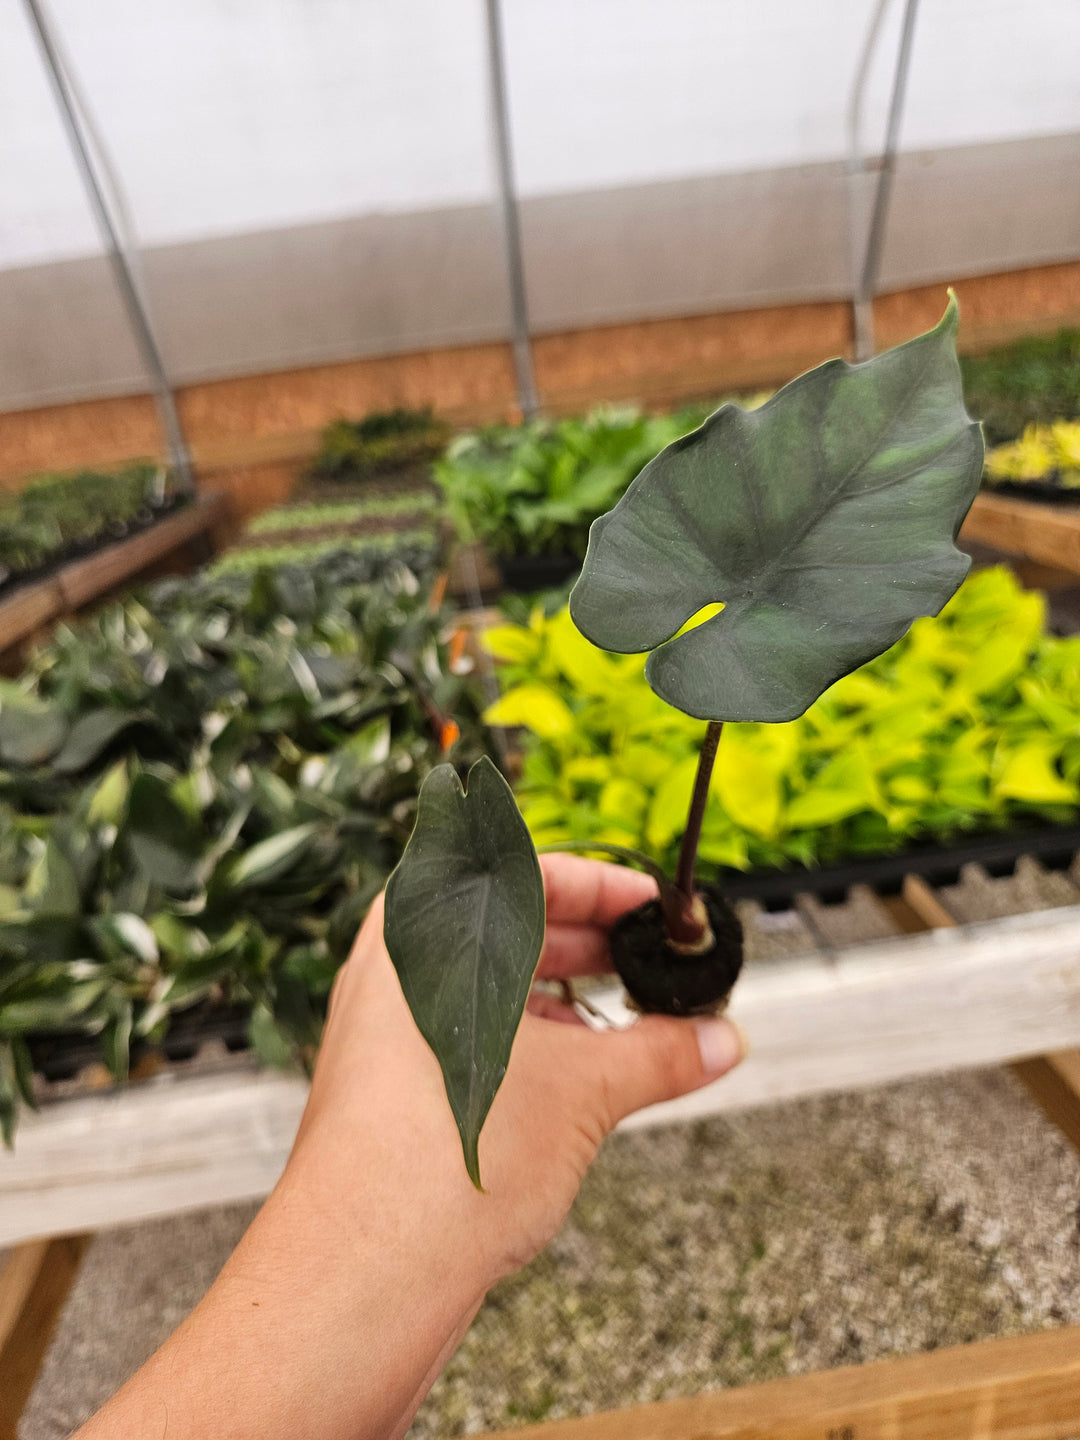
left=75, top=855, right=746, bottom=1440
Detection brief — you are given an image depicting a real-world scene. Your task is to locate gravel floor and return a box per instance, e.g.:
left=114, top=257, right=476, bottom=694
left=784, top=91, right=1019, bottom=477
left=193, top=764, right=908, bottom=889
left=20, top=1065, right=1080, bottom=1439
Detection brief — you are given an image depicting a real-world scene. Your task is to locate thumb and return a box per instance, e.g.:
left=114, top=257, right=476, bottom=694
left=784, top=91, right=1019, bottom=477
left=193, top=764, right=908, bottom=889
left=595, top=1014, right=747, bottom=1130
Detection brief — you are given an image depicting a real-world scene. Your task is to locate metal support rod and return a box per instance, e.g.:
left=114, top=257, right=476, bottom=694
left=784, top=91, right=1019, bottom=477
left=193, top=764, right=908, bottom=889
left=845, top=0, right=892, bottom=362
left=21, top=0, right=195, bottom=490
left=846, top=0, right=920, bottom=361
left=482, top=0, right=540, bottom=420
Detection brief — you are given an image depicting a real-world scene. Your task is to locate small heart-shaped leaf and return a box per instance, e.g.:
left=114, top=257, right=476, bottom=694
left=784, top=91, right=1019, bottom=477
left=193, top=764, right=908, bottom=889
left=384, top=757, right=545, bottom=1187
left=570, top=297, right=984, bottom=721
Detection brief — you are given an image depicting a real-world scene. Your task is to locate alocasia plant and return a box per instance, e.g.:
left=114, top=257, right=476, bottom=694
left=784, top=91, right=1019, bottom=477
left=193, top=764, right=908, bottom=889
left=385, top=295, right=984, bottom=1185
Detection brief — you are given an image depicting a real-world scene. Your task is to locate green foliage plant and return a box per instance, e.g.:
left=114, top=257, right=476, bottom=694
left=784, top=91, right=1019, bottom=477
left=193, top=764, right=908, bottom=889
left=486, top=566, right=1080, bottom=871
left=307, top=408, right=450, bottom=483
left=247, top=493, right=437, bottom=537
left=0, top=550, right=486, bottom=1142
left=433, top=403, right=720, bottom=561
left=0, top=463, right=172, bottom=582
left=960, top=329, right=1080, bottom=445
left=208, top=528, right=439, bottom=578
left=384, top=296, right=984, bottom=1185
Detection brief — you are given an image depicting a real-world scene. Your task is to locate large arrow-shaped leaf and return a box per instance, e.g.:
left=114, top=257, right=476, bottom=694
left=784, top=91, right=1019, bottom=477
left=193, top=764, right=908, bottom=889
left=384, top=757, right=545, bottom=1187
left=570, top=297, right=983, bottom=721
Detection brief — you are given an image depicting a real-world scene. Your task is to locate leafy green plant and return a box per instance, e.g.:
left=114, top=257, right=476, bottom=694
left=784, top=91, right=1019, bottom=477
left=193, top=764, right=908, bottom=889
left=247, top=493, right=437, bottom=536
left=486, top=566, right=1080, bottom=870
left=0, top=463, right=174, bottom=583
left=434, top=404, right=720, bottom=561
left=308, top=408, right=450, bottom=483
left=0, top=550, right=486, bottom=1142
left=208, top=528, right=439, bottom=578
left=961, top=329, right=1080, bottom=445
left=385, top=297, right=984, bottom=1184
left=984, top=420, right=1080, bottom=489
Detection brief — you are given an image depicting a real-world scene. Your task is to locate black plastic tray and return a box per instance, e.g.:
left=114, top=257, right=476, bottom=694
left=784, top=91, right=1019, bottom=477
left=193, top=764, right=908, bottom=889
left=984, top=477, right=1080, bottom=507
left=716, top=822, right=1080, bottom=910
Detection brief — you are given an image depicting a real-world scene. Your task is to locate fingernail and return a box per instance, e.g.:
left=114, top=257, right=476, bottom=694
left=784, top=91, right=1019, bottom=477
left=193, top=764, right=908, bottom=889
left=694, top=1017, right=748, bottom=1077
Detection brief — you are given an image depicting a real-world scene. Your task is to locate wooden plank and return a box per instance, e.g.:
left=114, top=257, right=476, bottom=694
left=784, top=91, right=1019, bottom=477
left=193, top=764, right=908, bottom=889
left=482, top=1323, right=1080, bottom=1440
left=57, top=493, right=225, bottom=609
left=7, top=902, right=1080, bottom=1245
left=1012, top=1049, right=1080, bottom=1157
left=961, top=492, right=1080, bottom=576
left=0, top=576, right=64, bottom=650
left=0, top=1235, right=89, bottom=1439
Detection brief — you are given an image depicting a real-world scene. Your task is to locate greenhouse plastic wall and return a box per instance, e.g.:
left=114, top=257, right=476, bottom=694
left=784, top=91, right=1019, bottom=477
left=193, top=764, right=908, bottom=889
left=0, top=0, right=1078, bottom=411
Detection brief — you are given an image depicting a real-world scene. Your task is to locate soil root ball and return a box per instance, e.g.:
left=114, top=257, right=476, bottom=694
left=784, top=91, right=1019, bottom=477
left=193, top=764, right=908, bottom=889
left=609, top=886, right=744, bottom=1017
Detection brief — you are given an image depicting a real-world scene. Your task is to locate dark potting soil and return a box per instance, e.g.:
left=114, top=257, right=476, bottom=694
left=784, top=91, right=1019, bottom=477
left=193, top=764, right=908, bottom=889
left=0, top=493, right=191, bottom=602
left=608, top=886, right=744, bottom=1017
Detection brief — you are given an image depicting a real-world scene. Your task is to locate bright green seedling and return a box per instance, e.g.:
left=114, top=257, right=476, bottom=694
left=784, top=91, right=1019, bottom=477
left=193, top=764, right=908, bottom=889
left=385, top=296, right=984, bottom=1184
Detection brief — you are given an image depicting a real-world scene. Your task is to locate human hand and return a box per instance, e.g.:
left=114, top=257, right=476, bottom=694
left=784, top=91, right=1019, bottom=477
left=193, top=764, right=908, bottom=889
left=291, top=852, right=747, bottom=1284
left=76, top=855, right=745, bottom=1440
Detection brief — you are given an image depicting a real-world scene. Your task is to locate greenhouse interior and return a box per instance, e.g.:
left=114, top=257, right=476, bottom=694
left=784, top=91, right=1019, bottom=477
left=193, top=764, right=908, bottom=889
left=2, top=0, right=1080, bottom=1435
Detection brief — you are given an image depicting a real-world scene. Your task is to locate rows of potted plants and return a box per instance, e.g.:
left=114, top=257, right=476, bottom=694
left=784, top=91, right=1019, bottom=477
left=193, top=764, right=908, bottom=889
left=0, top=463, right=184, bottom=599
left=306, top=407, right=450, bottom=485
left=484, top=566, right=1080, bottom=874
left=982, top=420, right=1080, bottom=501
left=4, top=314, right=1080, bottom=1149
left=0, top=548, right=486, bottom=1140
left=959, top=328, right=1080, bottom=446
left=433, top=402, right=749, bottom=590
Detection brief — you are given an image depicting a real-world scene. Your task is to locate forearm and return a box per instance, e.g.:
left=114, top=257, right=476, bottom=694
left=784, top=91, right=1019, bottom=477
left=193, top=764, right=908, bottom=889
left=75, top=1154, right=488, bottom=1440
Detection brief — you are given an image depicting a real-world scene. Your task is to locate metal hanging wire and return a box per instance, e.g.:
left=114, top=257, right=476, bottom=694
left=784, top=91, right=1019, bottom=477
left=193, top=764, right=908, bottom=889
left=482, top=0, right=540, bottom=421
left=846, top=0, right=921, bottom=361
left=21, top=0, right=195, bottom=491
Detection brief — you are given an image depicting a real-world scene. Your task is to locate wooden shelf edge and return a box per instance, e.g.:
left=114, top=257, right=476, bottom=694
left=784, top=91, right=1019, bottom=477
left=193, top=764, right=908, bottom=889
left=0, top=493, right=225, bottom=649
left=483, top=1324, right=1080, bottom=1439
left=962, top=492, right=1080, bottom=575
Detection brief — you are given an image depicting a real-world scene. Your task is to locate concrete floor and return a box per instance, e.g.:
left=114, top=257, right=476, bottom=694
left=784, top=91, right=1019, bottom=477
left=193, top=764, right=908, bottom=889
left=19, top=1065, right=1080, bottom=1439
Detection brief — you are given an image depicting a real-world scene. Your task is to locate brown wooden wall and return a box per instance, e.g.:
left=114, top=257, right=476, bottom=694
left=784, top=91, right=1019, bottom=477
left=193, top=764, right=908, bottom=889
left=1, top=260, right=1078, bottom=534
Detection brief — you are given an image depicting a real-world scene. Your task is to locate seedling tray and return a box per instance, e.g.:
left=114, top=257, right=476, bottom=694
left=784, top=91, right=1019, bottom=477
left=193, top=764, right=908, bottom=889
left=983, top=477, right=1080, bottom=506
left=716, top=821, right=1080, bottom=910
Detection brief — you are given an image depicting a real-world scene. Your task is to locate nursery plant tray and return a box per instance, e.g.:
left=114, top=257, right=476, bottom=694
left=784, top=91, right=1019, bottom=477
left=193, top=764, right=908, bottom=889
left=495, top=551, right=582, bottom=593
left=984, top=478, right=1080, bottom=506
left=716, top=821, right=1080, bottom=910
left=0, top=494, right=224, bottom=652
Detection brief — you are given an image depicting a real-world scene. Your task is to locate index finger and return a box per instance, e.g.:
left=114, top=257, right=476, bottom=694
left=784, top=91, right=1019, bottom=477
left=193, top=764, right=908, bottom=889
left=540, top=852, right=657, bottom=929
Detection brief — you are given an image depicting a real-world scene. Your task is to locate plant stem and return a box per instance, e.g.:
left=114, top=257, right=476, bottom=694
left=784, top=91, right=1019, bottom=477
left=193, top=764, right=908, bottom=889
left=673, top=718, right=724, bottom=906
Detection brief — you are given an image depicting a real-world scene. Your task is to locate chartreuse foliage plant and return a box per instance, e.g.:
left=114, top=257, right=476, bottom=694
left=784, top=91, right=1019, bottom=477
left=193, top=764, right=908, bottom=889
left=487, top=566, right=1080, bottom=871
left=385, top=296, right=984, bottom=1186
left=0, top=551, right=485, bottom=1143
left=984, top=421, right=1080, bottom=490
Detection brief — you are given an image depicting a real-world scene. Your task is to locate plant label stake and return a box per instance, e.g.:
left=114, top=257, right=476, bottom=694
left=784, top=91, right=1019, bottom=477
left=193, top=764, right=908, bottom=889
left=385, top=295, right=984, bottom=1184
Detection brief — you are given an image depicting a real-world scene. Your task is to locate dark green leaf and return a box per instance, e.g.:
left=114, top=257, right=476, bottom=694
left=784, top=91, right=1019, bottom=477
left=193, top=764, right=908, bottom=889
left=102, top=998, right=134, bottom=1082
left=570, top=297, right=984, bottom=720
left=384, top=757, right=545, bottom=1187
left=53, top=708, right=144, bottom=775
left=0, top=702, right=68, bottom=767
left=248, top=1002, right=297, bottom=1070
left=24, top=837, right=81, bottom=917
left=125, top=773, right=203, bottom=893
left=230, top=823, right=321, bottom=889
